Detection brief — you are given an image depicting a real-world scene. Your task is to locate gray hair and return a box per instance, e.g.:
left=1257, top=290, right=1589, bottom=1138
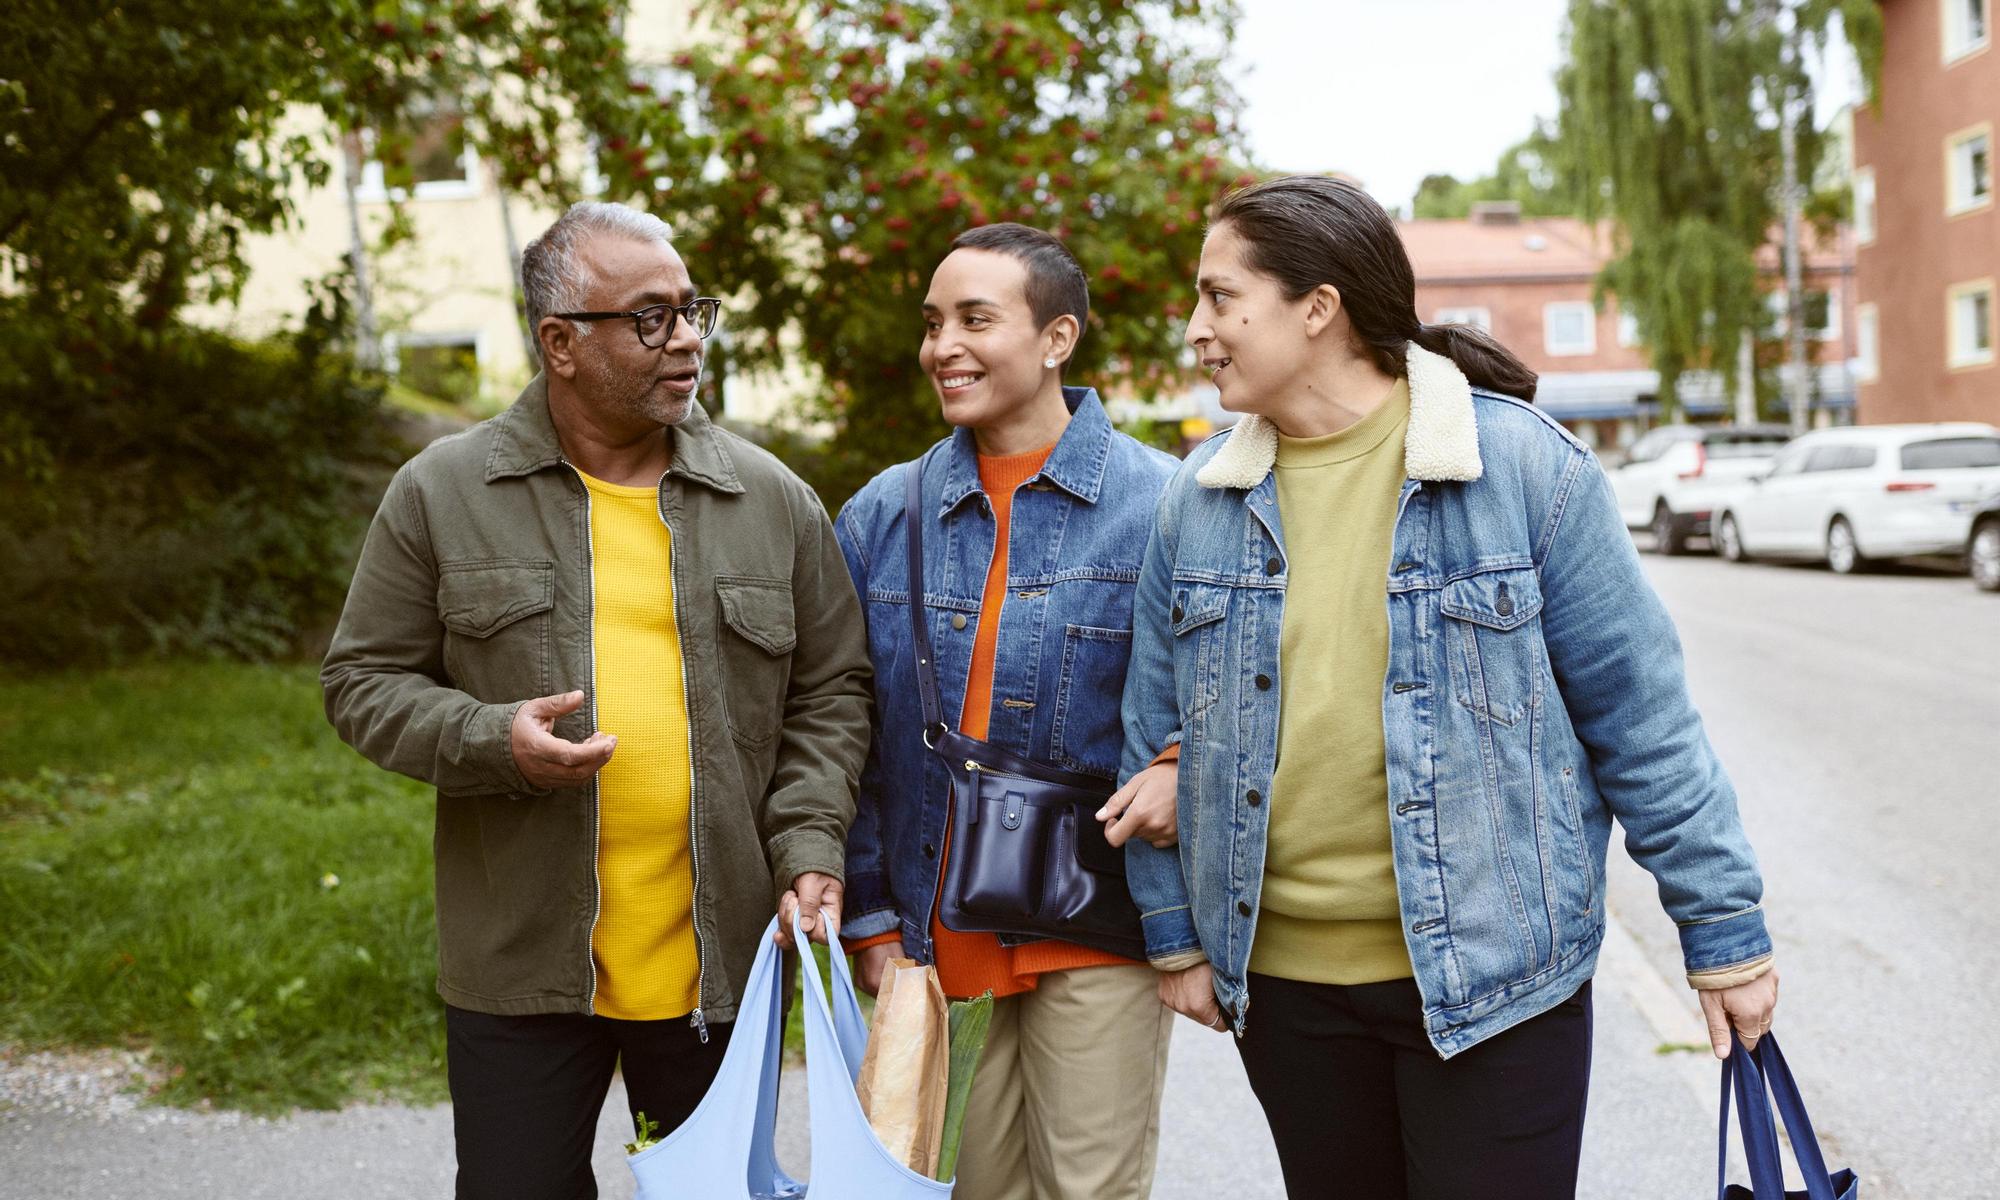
left=520, top=202, right=675, bottom=343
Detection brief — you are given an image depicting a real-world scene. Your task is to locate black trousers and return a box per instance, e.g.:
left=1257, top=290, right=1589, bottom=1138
left=445, top=1004, right=732, bottom=1200
left=1234, top=973, right=1593, bottom=1200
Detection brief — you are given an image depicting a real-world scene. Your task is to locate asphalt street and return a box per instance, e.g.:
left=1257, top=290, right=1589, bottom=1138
left=4, top=539, right=1989, bottom=1198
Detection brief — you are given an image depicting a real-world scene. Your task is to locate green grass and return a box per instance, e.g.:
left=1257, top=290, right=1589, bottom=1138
left=0, top=661, right=861, bottom=1113
left=0, top=662, right=443, bottom=1113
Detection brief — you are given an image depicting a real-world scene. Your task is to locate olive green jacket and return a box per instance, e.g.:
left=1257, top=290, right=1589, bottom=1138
left=322, top=376, right=871, bottom=1025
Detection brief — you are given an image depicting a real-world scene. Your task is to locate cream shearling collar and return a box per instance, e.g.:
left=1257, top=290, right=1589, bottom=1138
left=1194, top=343, right=1483, bottom=490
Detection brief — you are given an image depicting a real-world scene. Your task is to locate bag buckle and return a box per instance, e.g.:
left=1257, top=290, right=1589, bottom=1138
left=1001, top=789, right=1026, bottom=830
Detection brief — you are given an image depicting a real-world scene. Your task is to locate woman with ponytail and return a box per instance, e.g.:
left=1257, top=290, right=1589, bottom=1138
left=1104, top=175, right=1778, bottom=1198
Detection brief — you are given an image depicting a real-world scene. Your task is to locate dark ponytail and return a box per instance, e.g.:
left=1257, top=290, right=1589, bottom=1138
left=1214, top=176, right=1538, bottom=401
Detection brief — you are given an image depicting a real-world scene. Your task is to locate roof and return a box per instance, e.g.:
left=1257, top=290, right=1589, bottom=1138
left=1398, top=216, right=1852, bottom=283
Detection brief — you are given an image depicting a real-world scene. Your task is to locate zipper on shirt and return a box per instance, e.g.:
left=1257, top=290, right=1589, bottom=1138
left=562, top=461, right=606, bottom=1015
left=658, top=469, right=711, bottom=1044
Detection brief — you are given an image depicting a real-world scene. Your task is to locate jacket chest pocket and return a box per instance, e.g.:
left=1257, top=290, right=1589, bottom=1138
left=437, top=560, right=556, bottom=702
left=1438, top=566, right=1546, bottom=726
left=715, top=576, right=797, bottom=750
left=1169, top=581, right=1231, bottom=718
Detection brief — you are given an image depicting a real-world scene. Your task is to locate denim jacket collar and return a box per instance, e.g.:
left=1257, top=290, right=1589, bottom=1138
left=1194, top=343, right=1485, bottom=491
left=485, top=373, right=745, bottom=494
left=938, top=386, right=1114, bottom=517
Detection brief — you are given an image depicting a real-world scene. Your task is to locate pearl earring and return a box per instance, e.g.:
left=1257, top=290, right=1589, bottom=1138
left=1044, top=357, right=1057, bottom=369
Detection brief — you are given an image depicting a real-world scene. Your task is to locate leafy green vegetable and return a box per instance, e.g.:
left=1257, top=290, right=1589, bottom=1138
left=936, top=991, right=995, bottom=1181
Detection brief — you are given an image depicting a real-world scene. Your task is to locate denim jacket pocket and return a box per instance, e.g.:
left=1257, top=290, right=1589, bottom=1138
left=1169, top=580, right=1230, bottom=717
left=1051, top=624, right=1132, bottom=778
left=1438, top=566, right=1546, bottom=727
left=437, top=559, right=556, bottom=701
left=716, top=576, right=797, bottom=750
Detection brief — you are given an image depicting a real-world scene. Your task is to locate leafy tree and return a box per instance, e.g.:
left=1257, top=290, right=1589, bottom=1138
left=1552, top=0, right=1880, bottom=416
left=1412, top=126, right=1572, bottom=220
left=578, top=0, right=1251, bottom=504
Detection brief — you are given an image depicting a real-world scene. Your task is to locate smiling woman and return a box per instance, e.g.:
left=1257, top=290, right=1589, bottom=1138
left=835, top=225, right=1183, bottom=1200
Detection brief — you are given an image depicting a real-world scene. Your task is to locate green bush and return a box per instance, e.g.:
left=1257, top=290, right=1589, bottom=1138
left=0, top=310, right=396, bottom=667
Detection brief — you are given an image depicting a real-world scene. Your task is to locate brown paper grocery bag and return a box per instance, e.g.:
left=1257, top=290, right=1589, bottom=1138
left=855, top=957, right=949, bottom=1175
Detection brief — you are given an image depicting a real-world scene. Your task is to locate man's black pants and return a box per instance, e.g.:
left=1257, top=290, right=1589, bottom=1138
left=445, top=1004, right=732, bottom=1200
left=1234, top=973, right=1593, bottom=1200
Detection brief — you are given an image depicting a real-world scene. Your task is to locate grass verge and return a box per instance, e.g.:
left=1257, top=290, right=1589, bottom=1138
left=0, top=662, right=441, bottom=1113
left=0, top=661, right=854, bottom=1114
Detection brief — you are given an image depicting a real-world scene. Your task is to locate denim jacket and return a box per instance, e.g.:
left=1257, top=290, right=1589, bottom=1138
left=1118, top=345, right=1771, bottom=1057
left=835, top=388, right=1179, bottom=958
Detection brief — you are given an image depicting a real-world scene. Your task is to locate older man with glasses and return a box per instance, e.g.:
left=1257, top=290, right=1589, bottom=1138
left=322, top=201, right=873, bottom=1198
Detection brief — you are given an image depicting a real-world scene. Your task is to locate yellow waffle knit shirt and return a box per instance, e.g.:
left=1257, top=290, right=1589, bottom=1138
left=578, top=470, right=701, bottom=1020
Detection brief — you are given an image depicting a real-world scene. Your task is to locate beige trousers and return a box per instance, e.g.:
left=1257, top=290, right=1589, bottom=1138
left=951, top=963, right=1173, bottom=1200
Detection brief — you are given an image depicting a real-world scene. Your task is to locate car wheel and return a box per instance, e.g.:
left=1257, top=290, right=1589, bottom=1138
left=1971, top=518, right=2000, bottom=593
left=1651, top=503, right=1686, bottom=556
left=1717, top=513, right=1747, bottom=563
left=1826, top=516, right=1867, bottom=575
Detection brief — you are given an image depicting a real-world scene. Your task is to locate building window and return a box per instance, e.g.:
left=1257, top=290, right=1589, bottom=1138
left=1854, top=303, right=1880, bottom=382
left=1943, top=0, right=1990, bottom=62
left=1616, top=307, right=1642, bottom=347
left=1433, top=306, right=1492, bottom=332
left=1947, top=279, right=1995, bottom=369
left=1854, top=166, right=1876, bottom=244
left=1769, top=288, right=1841, bottom=341
left=1946, top=124, right=1993, bottom=215
left=1544, top=301, right=1597, bottom=356
left=387, top=332, right=484, bottom=404
left=357, top=100, right=481, bottom=202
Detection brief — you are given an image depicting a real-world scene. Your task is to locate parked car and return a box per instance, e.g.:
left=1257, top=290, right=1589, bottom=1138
left=1969, top=487, right=2000, bottom=593
left=1713, top=423, right=2000, bottom=573
left=1609, top=423, right=1793, bottom=554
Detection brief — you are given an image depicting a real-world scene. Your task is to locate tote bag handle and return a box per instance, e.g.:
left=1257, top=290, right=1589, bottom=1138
left=1717, top=1032, right=1843, bottom=1200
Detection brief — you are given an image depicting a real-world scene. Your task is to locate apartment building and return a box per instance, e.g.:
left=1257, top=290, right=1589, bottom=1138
left=1851, top=0, right=1999, bottom=424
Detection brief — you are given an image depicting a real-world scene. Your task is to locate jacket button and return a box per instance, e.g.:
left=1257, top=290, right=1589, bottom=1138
left=1171, top=604, right=1184, bottom=622
left=1265, top=556, right=1282, bottom=575
left=1246, top=789, right=1262, bottom=806
left=1255, top=673, right=1271, bottom=690
left=951, top=614, right=968, bottom=630
left=1237, top=900, right=1253, bottom=917
left=923, top=843, right=937, bottom=858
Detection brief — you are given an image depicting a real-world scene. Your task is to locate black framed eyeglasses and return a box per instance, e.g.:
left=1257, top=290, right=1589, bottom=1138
left=553, top=296, right=722, bottom=347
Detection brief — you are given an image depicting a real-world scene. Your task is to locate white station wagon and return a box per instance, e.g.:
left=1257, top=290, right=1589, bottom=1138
left=1714, top=423, right=2000, bottom=573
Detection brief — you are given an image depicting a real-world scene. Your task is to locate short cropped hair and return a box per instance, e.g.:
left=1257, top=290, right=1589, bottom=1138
left=520, top=202, right=674, bottom=340
left=949, top=223, right=1090, bottom=340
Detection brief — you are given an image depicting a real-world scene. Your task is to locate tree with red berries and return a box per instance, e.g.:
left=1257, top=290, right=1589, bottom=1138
left=581, top=0, right=1250, bottom=500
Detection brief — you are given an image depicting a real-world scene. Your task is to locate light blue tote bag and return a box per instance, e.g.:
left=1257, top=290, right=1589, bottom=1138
left=628, top=911, right=955, bottom=1199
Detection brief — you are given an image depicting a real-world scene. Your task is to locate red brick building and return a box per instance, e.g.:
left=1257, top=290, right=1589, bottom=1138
left=1851, top=0, right=1999, bottom=425
left=1401, top=205, right=1856, bottom=452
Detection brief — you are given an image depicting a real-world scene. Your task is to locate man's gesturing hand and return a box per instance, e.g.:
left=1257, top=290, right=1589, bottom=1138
left=510, top=691, right=617, bottom=790
left=775, top=872, right=843, bottom=950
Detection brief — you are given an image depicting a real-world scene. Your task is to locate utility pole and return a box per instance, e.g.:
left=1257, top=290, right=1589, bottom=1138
left=1777, top=10, right=1813, bottom=436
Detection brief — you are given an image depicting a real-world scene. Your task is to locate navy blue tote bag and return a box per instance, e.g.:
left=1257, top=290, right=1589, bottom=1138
left=1718, top=1032, right=1859, bottom=1200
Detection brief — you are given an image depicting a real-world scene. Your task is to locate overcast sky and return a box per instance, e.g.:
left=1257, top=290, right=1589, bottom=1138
left=1229, top=0, right=1866, bottom=215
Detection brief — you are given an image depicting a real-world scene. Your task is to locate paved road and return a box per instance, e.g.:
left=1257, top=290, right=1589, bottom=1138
left=1609, top=547, right=2000, bottom=1200
left=7, top=542, right=1986, bottom=1198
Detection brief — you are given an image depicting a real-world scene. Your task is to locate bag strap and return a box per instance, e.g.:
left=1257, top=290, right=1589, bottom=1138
left=1718, top=1032, right=1842, bottom=1200
left=905, top=445, right=949, bottom=747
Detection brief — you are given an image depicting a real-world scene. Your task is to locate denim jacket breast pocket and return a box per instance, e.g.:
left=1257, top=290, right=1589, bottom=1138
left=1168, top=580, right=1232, bottom=720
left=1438, top=565, right=1546, bottom=727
